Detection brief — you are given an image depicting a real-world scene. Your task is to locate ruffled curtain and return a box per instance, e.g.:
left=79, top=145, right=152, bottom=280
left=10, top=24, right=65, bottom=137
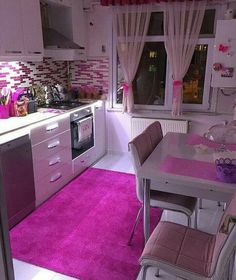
left=113, top=5, right=151, bottom=113
left=163, top=0, right=207, bottom=116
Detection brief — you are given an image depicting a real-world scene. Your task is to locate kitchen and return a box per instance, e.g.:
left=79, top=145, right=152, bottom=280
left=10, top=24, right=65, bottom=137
left=0, top=0, right=236, bottom=280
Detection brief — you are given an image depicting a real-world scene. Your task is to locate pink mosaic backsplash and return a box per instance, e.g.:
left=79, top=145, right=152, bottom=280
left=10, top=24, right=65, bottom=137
left=0, top=57, right=109, bottom=95
left=70, top=57, right=109, bottom=94
left=0, top=58, right=68, bottom=90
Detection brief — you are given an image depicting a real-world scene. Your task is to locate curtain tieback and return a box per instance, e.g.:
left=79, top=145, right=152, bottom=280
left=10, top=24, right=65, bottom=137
left=173, top=80, right=183, bottom=87
left=122, top=83, right=130, bottom=96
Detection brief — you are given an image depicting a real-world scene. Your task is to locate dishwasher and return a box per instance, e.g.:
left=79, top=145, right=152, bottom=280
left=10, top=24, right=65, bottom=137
left=0, top=134, right=35, bottom=229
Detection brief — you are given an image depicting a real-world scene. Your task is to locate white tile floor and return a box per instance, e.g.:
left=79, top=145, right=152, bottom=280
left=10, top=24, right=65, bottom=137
left=13, top=152, right=234, bottom=280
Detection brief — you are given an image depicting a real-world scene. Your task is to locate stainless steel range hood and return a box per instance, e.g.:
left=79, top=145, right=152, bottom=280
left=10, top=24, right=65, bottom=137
left=42, top=27, right=86, bottom=61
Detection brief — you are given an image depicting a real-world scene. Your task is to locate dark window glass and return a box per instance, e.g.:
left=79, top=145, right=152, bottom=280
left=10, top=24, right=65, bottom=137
left=132, top=42, right=167, bottom=105
left=147, top=12, right=164, bottom=36
left=147, top=9, right=215, bottom=36
left=116, top=56, right=123, bottom=104
left=183, top=44, right=208, bottom=104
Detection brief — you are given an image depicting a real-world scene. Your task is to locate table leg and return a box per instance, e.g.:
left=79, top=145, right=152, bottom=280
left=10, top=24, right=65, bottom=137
left=143, top=178, right=150, bottom=243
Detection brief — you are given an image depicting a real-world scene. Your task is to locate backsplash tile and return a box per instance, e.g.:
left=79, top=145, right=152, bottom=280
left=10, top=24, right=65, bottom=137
left=0, top=57, right=109, bottom=95
left=70, top=58, right=109, bottom=93
left=0, top=58, right=68, bottom=90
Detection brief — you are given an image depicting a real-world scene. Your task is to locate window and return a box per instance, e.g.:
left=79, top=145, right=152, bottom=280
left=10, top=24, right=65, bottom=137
left=112, top=8, right=216, bottom=112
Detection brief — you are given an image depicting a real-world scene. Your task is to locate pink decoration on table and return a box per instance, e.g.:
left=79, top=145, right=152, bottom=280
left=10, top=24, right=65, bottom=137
left=160, top=155, right=218, bottom=182
left=172, top=80, right=183, bottom=116
left=0, top=104, right=10, bottom=119
left=122, top=83, right=129, bottom=96
left=186, top=133, right=236, bottom=151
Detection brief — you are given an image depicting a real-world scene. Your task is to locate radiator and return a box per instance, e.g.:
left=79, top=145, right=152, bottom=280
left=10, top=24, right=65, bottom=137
left=131, top=117, right=189, bottom=139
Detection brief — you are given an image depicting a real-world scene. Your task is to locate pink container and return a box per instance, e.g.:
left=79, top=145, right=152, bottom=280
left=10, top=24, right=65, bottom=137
left=0, top=104, right=10, bottom=119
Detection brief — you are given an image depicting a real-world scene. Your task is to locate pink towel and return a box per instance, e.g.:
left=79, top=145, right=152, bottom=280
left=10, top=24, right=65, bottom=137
left=186, top=134, right=236, bottom=151
left=160, top=155, right=217, bottom=182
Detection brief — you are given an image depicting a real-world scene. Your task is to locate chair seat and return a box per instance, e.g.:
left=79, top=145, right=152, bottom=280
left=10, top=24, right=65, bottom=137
left=150, top=190, right=197, bottom=217
left=140, top=221, right=216, bottom=277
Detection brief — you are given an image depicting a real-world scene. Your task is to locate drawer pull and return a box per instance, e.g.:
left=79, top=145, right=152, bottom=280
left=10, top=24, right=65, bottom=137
left=48, top=140, right=60, bottom=149
left=49, top=157, right=61, bottom=166
left=50, top=172, right=62, bottom=182
left=5, top=50, right=22, bottom=54
left=46, top=123, right=59, bottom=132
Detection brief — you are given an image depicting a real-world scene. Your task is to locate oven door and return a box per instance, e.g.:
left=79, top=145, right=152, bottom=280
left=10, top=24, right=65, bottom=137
left=71, top=114, right=94, bottom=159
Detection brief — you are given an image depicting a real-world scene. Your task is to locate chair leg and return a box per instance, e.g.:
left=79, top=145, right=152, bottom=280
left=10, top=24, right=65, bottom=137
left=155, top=268, right=160, bottom=277
left=187, top=215, right=191, bottom=227
left=128, top=205, right=143, bottom=246
left=141, top=265, right=150, bottom=280
left=194, top=208, right=198, bottom=229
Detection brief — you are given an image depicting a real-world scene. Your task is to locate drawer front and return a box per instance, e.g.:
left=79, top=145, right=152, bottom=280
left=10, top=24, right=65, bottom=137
left=32, top=130, right=71, bottom=160
left=31, top=115, right=70, bottom=145
left=72, top=147, right=95, bottom=175
left=35, top=163, right=72, bottom=207
left=33, top=148, right=72, bottom=181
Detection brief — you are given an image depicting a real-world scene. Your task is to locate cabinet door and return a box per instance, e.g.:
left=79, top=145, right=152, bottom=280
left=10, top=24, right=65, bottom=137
left=94, top=102, right=106, bottom=160
left=21, top=0, right=44, bottom=60
left=0, top=0, right=24, bottom=57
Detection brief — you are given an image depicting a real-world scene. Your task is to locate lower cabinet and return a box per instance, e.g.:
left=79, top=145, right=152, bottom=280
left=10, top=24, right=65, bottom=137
left=72, top=146, right=95, bottom=176
left=30, top=115, right=72, bottom=207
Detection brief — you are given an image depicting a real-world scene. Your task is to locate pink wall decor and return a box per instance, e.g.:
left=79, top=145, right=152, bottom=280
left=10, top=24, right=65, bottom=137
left=70, top=58, right=109, bottom=94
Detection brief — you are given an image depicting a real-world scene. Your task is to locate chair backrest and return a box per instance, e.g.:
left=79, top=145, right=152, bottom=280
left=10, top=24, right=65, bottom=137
left=144, top=121, right=163, bottom=150
left=210, top=193, right=236, bottom=279
left=128, top=132, right=153, bottom=202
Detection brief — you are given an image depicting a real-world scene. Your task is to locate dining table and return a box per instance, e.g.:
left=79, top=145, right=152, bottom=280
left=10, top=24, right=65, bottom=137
left=137, top=132, right=236, bottom=243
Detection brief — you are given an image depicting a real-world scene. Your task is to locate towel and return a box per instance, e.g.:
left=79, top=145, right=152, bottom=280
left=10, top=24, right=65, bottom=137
left=76, top=116, right=93, bottom=142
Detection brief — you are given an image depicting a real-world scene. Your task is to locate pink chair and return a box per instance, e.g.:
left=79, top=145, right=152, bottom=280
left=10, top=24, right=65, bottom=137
left=128, top=126, right=197, bottom=246
left=144, top=121, right=163, bottom=150
left=140, top=193, right=236, bottom=280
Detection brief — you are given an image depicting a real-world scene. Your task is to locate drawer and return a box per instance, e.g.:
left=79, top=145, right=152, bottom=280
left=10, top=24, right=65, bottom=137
left=33, top=148, right=72, bottom=181
left=35, top=163, right=72, bottom=207
left=30, top=115, right=70, bottom=145
left=32, top=130, right=71, bottom=160
left=72, top=147, right=95, bottom=175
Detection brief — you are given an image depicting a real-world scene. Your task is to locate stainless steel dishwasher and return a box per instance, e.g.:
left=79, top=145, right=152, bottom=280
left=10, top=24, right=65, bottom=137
left=0, top=134, right=35, bottom=229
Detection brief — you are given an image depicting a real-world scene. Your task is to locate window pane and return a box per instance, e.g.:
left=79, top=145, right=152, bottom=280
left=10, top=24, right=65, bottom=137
left=200, top=9, right=215, bottom=35
left=148, top=10, right=215, bottom=36
left=147, top=12, right=164, bottom=36
left=116, top=56, right=123, bottom=104
left=133, top=42, right=167, bottom=105
left=183, top=44, right=208, bottom=104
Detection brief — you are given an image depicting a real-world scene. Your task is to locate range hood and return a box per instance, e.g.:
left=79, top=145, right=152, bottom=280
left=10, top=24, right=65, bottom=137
left=42, top=27, right=86, bottom=61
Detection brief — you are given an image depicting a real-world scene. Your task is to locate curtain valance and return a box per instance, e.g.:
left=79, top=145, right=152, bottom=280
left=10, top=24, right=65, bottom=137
left=101, top=0, right=210, bottom=6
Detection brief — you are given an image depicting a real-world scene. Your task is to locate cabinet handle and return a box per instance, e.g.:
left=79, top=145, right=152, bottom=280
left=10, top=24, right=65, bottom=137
left=46, top=123, right=59, bottom=132
left=28, top=51, right=42, bottom=55
left=5, top=50, right=22, bottom=54
left=50, top=172, right=62, bottom=182
left=48, top=140, right=60, bottom=149
left=49, top=157, right=61, bottom=166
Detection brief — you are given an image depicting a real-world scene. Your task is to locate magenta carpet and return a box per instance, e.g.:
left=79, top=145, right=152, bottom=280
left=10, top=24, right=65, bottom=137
left=10, top=168, right=162, bottom=280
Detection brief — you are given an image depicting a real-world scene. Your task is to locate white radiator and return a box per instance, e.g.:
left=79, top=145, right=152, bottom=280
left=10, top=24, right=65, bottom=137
left=131, top=117, right=189, bottom=139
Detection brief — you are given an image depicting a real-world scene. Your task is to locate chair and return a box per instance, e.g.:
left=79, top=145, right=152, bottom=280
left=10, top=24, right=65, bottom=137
left=140, top=192, right=236, bottom=280
left=128, top=123, right=198, bottom=246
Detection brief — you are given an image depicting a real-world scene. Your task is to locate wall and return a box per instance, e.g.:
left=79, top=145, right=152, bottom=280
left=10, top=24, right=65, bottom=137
left=0, top=58, right=68, bottom=90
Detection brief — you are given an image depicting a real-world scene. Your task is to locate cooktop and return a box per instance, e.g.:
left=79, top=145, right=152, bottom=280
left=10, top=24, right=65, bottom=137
left=39, top=100, right=87, bottom=110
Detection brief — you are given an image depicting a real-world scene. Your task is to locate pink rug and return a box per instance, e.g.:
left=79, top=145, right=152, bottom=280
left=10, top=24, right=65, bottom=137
left=10, top=168, right=162, bottom=280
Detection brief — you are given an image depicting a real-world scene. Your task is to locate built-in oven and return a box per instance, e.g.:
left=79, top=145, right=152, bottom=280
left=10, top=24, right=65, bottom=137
left=70, top=106, right=94, bottom=159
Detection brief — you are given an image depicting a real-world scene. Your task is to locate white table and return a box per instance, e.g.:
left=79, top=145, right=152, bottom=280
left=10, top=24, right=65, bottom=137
left=137, top=132, right=236, bottom=243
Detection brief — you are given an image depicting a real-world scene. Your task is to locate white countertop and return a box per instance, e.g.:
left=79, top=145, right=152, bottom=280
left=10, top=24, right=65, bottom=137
left=0, top=112, right=59, bottom=136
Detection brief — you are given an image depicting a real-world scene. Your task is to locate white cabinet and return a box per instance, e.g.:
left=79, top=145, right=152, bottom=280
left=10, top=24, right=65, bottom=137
left=85, top=5, right=112, bottom=57
left=94, top=101, right=106, bottom=161
left=0, top=0, right=43, bottom=61
left=30, top=115, right=72, bottom=207
left=212, top=19, right=236, bottom=88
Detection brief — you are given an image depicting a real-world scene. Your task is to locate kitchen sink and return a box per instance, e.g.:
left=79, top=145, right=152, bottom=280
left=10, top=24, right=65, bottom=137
left=39, top=100, right=87, bottom=110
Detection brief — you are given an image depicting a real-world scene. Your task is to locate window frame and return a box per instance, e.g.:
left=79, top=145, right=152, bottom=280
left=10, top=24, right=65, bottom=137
left=111, top=7, right=218, bottom=112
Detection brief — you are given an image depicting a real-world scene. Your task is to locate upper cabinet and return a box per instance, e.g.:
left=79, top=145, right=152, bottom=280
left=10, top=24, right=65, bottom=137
left=0, top=0, right=44, bottom=61
left=85, top=5, right=112, bottom=57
